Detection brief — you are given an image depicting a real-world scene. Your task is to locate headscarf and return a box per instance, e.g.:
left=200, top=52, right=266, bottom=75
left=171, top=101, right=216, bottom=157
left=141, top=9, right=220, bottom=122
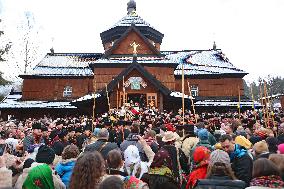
left=193, top=146, right=211, bottom=169
left=149, top=148, right=173, bottom=177
left=23, top=164, right=54, bottom=189
left=124, top=145, right=147, bottom=179
left=186, top=146, right=211, bottom=189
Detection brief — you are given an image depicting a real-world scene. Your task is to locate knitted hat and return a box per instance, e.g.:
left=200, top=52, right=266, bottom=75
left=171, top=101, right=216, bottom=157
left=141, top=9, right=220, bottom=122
left=36, top=145, right=55, bottom=165
left=198, top=129, right=208, bottom=140
left=278, top=143, right=284, bottom=154
left=235, top=135, right=252, bottom=149
left=209, top=149, right=230, bottom=166
left=253, top=141, right=269, bottom=154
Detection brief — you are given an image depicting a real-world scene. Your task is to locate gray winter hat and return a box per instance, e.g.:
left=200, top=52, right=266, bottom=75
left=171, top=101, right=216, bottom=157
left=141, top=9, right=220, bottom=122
left=209, top=149, right=230, bottom=166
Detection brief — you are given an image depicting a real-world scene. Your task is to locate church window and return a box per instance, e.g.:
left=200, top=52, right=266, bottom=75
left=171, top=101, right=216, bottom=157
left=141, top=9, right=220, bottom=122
left=63, top=86, right=72, bottom=97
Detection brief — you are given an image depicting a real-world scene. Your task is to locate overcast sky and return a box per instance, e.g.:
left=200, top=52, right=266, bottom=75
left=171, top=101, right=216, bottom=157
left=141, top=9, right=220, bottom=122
left=0, top=0, right=283, bottom=82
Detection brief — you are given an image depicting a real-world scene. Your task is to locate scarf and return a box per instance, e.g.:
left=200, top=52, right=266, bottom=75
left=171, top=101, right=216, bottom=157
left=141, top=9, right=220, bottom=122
left=149, top=166, right=173, bottom=177
left=250, top=175, right=284, bottom=188
left=23, top=164, right=54, bottom=189
left=229, top=144, right=246, bottom=161
left=186, top=165, right=208, bottom=189
left=150, top=148, right=173, bottom=170
left=124, top=176, right=147, bottom=189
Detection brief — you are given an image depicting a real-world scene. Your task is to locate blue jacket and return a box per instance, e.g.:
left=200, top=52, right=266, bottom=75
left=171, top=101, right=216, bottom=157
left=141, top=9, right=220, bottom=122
left=55, top=159, right=76, bottom=188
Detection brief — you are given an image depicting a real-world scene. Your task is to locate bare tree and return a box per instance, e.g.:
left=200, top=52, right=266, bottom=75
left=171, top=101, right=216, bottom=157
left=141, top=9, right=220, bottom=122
left=0, top=19, right=12, bottom=61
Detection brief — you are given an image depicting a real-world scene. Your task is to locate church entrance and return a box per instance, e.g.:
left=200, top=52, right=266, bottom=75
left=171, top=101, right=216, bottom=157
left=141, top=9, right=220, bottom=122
left=127, top=93, right=146, bottom=107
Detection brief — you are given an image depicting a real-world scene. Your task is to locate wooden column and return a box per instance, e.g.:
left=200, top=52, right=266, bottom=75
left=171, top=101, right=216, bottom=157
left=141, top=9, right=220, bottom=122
left=159, top=92, right=163, bottom=111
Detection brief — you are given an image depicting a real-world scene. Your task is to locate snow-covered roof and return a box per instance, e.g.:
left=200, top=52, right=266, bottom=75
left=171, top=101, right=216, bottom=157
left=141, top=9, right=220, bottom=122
left=93, top=50, right=246, bottom=76
left=174, top=50, right=246, bottom=75
left=170, top=91, right=194, bottom=99
left=23, top=49, right=246, bottom=77
left=194, top=100, right=262, bottom=107
left=107, top=13, right=156, bottom=31
left=72, top=93, right=101, bottom=103
left=23, top=54, right=101, bottom=77
left=260, top=93, right=284, bottom=100
left=0, top=94, right=77, bottom=109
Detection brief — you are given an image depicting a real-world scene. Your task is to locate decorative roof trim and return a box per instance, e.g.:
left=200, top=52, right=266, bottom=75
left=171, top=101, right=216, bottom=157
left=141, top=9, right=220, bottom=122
left=101, top=61, right=171, bottom=96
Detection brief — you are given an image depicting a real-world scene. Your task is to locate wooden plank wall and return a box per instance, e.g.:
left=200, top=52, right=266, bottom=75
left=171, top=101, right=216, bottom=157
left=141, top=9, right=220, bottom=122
left=22, top=78, right=92, bottom=100
left=175, top=78, right=244, bottom=96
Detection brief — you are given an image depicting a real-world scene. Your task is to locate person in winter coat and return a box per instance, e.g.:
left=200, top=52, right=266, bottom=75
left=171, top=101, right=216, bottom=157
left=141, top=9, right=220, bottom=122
left=55, top=144, right=79, bottom=188
left=181, top=124, right=199, bottom=158
left=84, top=128, right=119, bottom=159
left=142, top=147, right=179, bottom=189
left=15, top=145, right=66, bottom=189
left=161, top=131, right=189, bottom=180
left=105, top=149, right=149, bottom=189
left=186, top=146, right=210, bottom=189
left=195, top=149, right=246, bottom=189
left=120, top=123, right=147, bottom=161
left=220, top=134, right=253, bottom=186
left=246, top=158, right=284, bottom=188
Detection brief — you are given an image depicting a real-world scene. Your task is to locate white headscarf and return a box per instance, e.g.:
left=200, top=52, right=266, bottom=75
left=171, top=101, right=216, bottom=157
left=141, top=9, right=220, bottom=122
left=124, top=145, right=148, bottom=179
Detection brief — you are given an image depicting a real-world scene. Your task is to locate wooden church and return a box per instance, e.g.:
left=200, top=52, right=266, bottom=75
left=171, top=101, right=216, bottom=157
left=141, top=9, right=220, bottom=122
left=0, top=0, right=260, bottom=119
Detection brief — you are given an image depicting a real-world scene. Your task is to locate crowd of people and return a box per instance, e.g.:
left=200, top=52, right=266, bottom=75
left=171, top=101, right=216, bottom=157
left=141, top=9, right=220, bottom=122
left=0, top=107, right=284, bottom=189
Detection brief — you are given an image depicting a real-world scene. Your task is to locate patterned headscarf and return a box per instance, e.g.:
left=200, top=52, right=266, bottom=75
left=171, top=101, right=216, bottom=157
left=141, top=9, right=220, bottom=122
left=149, top=148, right=173, bottom=177
left=23, top=164, right=54, bottom=189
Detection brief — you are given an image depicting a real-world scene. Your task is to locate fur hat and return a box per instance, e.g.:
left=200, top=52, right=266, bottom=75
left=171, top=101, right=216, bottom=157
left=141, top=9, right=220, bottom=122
left=253, top=141, right=269, bottom=154
left=209, top=149, right=230, bottom=166
left=36, top=145, right=55, bottom=165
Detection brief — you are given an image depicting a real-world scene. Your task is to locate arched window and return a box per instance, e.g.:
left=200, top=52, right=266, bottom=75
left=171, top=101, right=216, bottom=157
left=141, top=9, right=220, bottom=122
left=63, top=86, right=72, bottom=97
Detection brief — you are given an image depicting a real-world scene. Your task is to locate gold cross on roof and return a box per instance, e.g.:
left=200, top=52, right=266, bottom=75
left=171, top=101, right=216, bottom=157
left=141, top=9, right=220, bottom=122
left=130, top=41, right=140, bottom=54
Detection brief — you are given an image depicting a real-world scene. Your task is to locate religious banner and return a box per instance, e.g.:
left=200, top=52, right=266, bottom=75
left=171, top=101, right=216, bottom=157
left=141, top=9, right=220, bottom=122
left=124, top=77, right=147, bottom=90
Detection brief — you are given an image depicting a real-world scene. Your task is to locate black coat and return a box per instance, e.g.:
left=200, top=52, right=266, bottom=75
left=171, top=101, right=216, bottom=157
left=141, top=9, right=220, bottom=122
left=84, top=139, right=119, bottom=159
left=231, top=152, right=253, bottom=186
left=195, top=175, right=246, bottom=189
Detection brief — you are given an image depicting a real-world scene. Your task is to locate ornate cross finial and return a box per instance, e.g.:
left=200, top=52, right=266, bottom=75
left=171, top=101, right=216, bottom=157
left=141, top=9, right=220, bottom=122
left=130, top=41, right=140, bottom=54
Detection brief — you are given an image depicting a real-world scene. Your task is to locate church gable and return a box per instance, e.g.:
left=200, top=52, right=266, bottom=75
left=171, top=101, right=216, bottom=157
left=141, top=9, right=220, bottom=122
left=112, top=30, right=154, bottom=55
left=104, top=25, right=162, bottom=57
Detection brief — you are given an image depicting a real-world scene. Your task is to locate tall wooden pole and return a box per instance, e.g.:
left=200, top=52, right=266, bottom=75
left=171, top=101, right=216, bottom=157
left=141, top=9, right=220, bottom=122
left=182, top=64, right=185, bottom=125
left=105, top=84, right=110, bottom=112
left=263, top=81, right=269, bottom=127
left=123, top=76, right=125, bottom=106
left=259, top=82, right=267, bottom=127
left=250, top=84, right=257, bottom=120
left=117, top=82, right=119, bottom=109
left=264, top=81, right=271, bottom=127
left=188, top=82, right=197, bottom=124
left=92, top=74, right=96, bottom=132
left=238, top=86, right=241, bottom=119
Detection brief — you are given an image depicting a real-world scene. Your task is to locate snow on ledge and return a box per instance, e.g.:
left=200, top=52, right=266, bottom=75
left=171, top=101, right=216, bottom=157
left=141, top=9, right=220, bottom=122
left=170, top=91, right=194, bottom=99
left=72, top=93, right=101, bottom=103
left=0, top=94, right=77, bottom=109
